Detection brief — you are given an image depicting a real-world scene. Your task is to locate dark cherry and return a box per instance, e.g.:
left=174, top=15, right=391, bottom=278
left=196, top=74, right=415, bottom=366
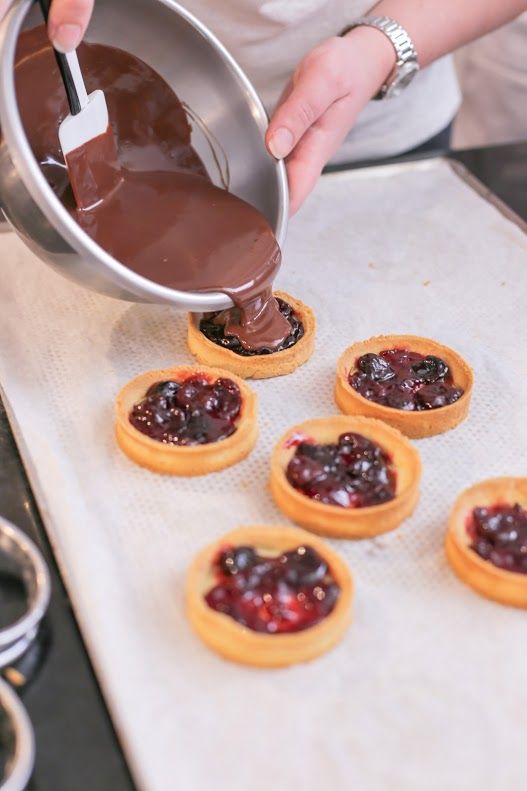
left=199, top=297, right=304, bottom=356
left=411, top=355, right=449, bottom=383
left=468, top=503, right=527, bottom=574
left=146, top=380, right=180, bottom=399
left=205, top=544, right=339, bottom=633
left=129, top=374, right=241, bottom=446
left=285, top=432, right=396, bottom=509
left=358, top=353, right=395, bottom=382
left=350, top=347, right=464, bottom=412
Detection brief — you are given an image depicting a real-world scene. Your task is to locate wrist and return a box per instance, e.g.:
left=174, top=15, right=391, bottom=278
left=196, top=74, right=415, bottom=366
left=341, top=24, right=397, bottom=99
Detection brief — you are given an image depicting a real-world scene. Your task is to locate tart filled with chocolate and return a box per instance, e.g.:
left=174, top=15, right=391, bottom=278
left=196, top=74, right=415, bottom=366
left=115, top=365, right=257, bottom=475
left=446, top=477, right=527, bottom=608
left=187, top=291, right=315, bottom=379
left=335, top=335, right=473, bottom=438
left=270, top=416, right=421, bottom=538
left=186, top=525, right=352, bottom=667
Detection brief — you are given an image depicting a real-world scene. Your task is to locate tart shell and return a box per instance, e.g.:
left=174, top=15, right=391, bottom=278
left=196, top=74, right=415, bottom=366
left=187, top=291, right=315, bottom=379
left=445, top=477, right=527, bottom=608
left=335, top=335, right=474, bottom=439
left=115, top=365, right=258, bottom=476
left=270, top=416, right=421, bottom=539
left=185, top=524, right=353, bottom=667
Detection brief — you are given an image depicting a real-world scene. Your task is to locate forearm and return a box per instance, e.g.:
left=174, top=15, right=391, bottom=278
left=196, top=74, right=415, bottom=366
left=368, top=0, right=527, bottom=66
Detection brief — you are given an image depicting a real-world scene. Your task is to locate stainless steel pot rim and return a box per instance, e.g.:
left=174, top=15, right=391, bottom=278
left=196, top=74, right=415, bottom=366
left=0, top=0, right=289, bottom=311
left=0, top=677, right=35, bottom=791
left=0, top=517, right=51, bottom=664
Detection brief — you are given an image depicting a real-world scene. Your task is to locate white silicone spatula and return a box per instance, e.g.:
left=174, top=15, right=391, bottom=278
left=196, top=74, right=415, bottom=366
left=38, top=0, right=110, bottom=158
left=56, top=52, right=110, bottom=159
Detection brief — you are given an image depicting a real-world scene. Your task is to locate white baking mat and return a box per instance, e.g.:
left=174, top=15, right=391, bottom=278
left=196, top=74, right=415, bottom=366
left=1, top=159, right=527, bottom=791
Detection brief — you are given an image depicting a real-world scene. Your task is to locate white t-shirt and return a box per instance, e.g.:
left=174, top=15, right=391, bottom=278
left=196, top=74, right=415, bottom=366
left=454, top=12, right=527, bottom=148
left=184, top=0, right=461, bottom=162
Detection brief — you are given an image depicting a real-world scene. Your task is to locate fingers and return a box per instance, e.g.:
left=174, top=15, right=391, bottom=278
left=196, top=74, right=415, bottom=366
left=266, top=37, right=350, bottom=160
left=0, top=1, right=10, bottom=23
left=286, top=96, right=359, bottom=215
left=48, top=0, right=94, bottom=52
left=267, top=29, right=397, bottom=213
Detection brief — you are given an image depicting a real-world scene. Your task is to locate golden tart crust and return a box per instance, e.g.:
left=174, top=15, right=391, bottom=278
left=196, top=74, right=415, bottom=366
left=269, top=415, right=421, bottom=539
left=335, top=334, right=474, bottom=439
left=187, top=291, right=315, bottom=379
left=115, top=365, right=258, bottom=476
left=445, top=477, right=527, bottom=608
left=185, top=524, right=353, bottom=667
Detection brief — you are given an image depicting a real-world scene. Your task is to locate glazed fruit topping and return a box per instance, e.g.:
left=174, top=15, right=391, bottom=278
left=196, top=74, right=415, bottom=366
left=205, top=544, right=339, bottom=633
left=468, top=503, right=527, bottom=574
left=350, top=348, right=464, bottom=411
left=285, top=432, right=396, bottom=508
left=200, top=297, right=304, bottom=356
left=129, top=375, right=241, bottom=445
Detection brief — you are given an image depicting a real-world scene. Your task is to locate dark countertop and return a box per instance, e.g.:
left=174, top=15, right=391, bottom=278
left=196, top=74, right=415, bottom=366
left=0, top=140, right=525, bottom=791
left=451, top=141, right=527, bottom=224
left=0, top=408, right=134, bottom=791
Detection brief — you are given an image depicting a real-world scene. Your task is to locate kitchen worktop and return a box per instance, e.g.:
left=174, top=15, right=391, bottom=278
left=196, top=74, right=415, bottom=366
left=1, top=139, right=525, bottom=791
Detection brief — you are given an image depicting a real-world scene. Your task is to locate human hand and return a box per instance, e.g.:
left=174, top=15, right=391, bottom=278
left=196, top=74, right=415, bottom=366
left=266, top=27, right=396, bottom=215
left=47, top=0, right=94, bottom=53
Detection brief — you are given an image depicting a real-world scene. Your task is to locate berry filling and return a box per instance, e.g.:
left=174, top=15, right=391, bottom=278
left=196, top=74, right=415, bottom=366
left=285, top=432, right=396, bottom=508
left=129, top=375, right=241, bottom=445
left=199, top=297, right=304, bottom=356
left=468, top=503, right=527, bottom=574
left=349, top=348, right=464, bottom=411
left=205, top=544, right=339, bottom=633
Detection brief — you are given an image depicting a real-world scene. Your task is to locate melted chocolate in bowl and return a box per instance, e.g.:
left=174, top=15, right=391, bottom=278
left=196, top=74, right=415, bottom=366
left=14, top=26, right=290, bottom=350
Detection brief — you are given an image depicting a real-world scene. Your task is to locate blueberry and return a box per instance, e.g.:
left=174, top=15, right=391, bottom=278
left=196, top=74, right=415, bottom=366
left=286, top=455, right=326, bottom=488
left=473, top=539, right=492, bottom=560
left=219, top=546, right=257, bottom=576
left=182, top=413, right=210, bottom=444
left=489, top=549, right=515, bottom=570
left=282, top=546, right=328, bottom=587
left=349, top=372, right=390, bottom=403
left=176, top=377, right=209, bottom=408
left=478, top=512, right=505, bottom=538
left=276, top=297, right=293, bottom=319
left=415, top=383, right=463, bottom=410
left=146, top=380, right=180, bottom=399
left=385, top=387, right=416, bottom=411
left=297, top=443, right=338, bottom=470
left=212, top=379, right=241, bottom=420
left=338, top=432, right=374, bottom=453
left=357, top=353, right=395, bottom=382
left=167, top=406, right=187, bottom=430
left=471, top=503, right=527, bottom=574
left=411, top=355, right=449, bottom=383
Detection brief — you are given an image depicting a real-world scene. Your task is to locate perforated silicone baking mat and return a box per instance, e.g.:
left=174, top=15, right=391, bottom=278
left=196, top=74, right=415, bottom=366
left=1, top=159, right=526, bottom=791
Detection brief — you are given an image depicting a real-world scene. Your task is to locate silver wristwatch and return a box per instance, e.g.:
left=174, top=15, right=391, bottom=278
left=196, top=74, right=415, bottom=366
left=341, top=16, right=419, bottom=100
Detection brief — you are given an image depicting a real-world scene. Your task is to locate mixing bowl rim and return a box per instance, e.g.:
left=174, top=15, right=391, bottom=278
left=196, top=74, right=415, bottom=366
left=0, top=0, right=289, bottom=310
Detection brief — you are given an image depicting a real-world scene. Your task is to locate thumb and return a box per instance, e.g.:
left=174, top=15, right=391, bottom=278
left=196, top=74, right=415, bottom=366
left=266, top=39, right=348, bottom=160
left=48, top=0, right=94, bottom=53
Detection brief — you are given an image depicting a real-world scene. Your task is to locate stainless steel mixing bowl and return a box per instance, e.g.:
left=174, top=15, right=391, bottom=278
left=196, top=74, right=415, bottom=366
left=0, top=0, right=288, bottom=310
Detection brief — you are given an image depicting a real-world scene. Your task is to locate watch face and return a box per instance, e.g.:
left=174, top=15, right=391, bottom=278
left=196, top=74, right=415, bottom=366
left=386, top=61, right=419, bottom=99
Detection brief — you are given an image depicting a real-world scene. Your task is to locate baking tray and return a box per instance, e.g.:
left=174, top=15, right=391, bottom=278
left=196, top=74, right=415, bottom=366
left=0, top=157, right=526, bottom=791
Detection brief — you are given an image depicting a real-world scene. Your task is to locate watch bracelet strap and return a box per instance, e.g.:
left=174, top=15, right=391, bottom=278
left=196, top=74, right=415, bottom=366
left=340, top=16, right=418, bottom=100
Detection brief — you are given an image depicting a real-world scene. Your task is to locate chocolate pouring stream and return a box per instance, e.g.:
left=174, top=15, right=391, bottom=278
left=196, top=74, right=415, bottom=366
left=13, top=25, right=291, bottom=350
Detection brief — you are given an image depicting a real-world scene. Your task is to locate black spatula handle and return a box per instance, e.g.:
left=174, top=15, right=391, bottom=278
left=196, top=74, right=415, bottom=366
left=37, top=0, right=81, bottom=115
